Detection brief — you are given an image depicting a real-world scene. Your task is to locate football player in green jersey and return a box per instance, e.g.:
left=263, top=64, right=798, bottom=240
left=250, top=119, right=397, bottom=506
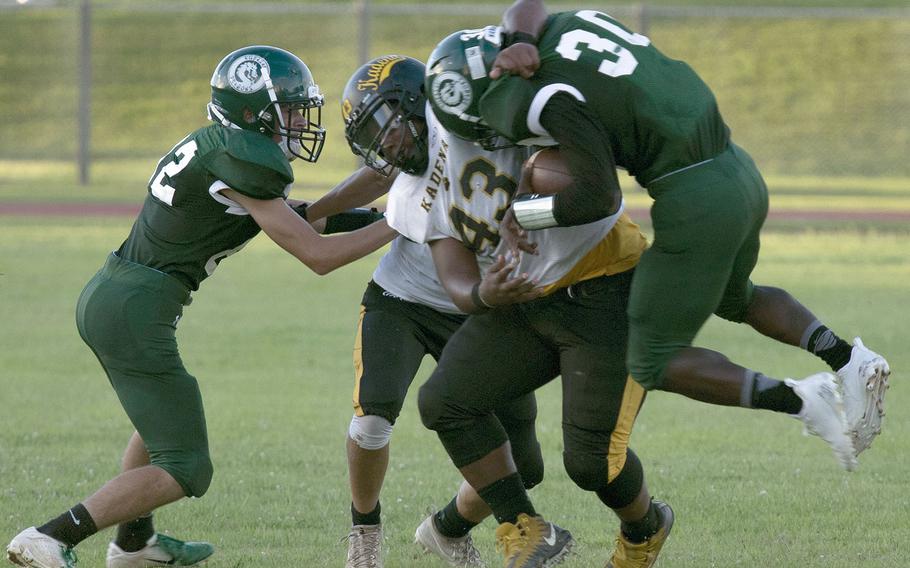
left=423, top=6, right=891, bottom=567
left=6, top=46, right=396, bottom=568
left=426, top=8, right=891, bottom=465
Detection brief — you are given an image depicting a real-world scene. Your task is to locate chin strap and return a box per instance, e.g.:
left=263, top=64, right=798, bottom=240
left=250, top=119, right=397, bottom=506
left=259, top=67, right=295, bottom=158
left=206, top=103, right=241, bottom=130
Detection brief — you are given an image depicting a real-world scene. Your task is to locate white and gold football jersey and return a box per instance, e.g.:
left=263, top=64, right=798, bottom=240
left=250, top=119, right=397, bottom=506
left=386, top=105, right=647, bottom=294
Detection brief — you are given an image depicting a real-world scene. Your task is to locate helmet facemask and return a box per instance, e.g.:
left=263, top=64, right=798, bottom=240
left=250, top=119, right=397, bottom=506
left=258, top=82, right=325, bottom=162
left=346, top=93, right=428, bottom=176
left=341, top=55, right=430, bottom=176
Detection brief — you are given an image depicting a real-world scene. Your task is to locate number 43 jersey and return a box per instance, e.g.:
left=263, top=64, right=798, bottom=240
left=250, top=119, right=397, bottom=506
left=386, top=105, right=647, bottom=294
left=118, top=124, right=294, bottom=291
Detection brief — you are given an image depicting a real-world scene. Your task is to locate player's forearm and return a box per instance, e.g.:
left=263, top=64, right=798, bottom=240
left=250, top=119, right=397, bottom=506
left=265, top=217, right=395, bottom=275
left=429, top=239, right=487, bottom=314
left=225, top=189, right=395, bottom=275
left=541, top=94, right=623, bottom=226
left=302, top=220, right=397, bottom=275
left=502, top=0, right=548, bottom=37
left=306, top=166, right=392, bottom=221
left=445, top=277, right=485, bottom=315
left=551, top=180, right=622, bottom=226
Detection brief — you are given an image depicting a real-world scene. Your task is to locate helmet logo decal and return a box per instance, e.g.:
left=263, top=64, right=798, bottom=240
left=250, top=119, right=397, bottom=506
left=356, top=55, right=406, bottom=91
left=431, top=71, right=472, bottom=116
left=465, top=46, right=487, bottom=80
left=341, top=98, right=354, bottom=122
left=228, top=54, right=269, bottom=94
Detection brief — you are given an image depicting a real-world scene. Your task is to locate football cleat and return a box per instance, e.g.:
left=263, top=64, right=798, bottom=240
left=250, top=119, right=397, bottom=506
left=6, top=527, right=77, bottom=568
left=345, top=524, right=383, bottom=568
left=786, top=372, right=857, bottom=471
left=836, top=337, right=890, bottom=454
left=414, top=513, right=485, bottom=567
left=106, top=534, right=213, bottom=567
left=494, top=513, right=574, bottom=568
left=606, top=501, right=674, bottom=568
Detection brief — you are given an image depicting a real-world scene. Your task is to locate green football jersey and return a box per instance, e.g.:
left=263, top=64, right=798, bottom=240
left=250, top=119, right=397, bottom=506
left=481, top=10, right=730, bottom=186
left=118, top=124, right=294, bottom=290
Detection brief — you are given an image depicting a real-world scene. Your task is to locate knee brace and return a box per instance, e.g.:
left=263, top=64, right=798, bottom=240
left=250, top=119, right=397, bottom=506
left=348, top=414, right=394, bottom=450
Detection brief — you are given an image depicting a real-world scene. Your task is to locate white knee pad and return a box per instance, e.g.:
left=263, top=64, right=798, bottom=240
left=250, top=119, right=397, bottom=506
left=348, top=414, right=394, bottom=450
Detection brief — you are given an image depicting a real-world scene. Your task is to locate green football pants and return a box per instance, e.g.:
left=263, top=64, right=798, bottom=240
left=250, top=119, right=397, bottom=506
left=628, top=143, right=769, bottom=390
left=76, top=252, right=212, bottom=497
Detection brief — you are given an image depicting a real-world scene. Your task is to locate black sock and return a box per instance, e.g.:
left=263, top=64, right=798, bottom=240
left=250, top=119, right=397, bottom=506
left=476, top=473, right=535, bottom=525
left=434, top=496, right=478, bottom=538
left=114, top=514, right=154, bottom=553
left=804, top=324, right=853, bottom=371
left=36, top=504, right=98, bottom=548
left=351, top=501, right=381, bottom=526
left=620, top=500, right=660, bottom=543
left=750, top=373, right=803, bottom=414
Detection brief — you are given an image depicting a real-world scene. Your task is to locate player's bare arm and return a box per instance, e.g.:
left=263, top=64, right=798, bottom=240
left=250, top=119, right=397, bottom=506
left=223, top=189, right=396, bottom=275
left=490, top=0, right=548, bottom=79
left=429, top=237, right=541, bottom=313
left=283, top=199, right=328, bottom=233
left=524, top=94, right=623, bottom=227
left=306, top=165, right=394, bottom=221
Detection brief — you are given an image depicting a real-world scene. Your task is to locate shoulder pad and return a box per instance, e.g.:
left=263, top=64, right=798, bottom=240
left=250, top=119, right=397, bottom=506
left=479, top=77, right=537, bottom=142
left=198, top=125, right=294, bottom=199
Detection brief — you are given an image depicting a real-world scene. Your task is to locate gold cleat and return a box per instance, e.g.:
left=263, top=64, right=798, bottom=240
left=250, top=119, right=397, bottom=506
left=606, top=501, right=674, bottom=568
left=494, top=513, right=574, bottom=568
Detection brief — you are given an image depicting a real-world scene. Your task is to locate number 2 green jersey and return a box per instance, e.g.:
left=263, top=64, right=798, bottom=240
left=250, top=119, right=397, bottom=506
left=480, top=10, right=731, bottom=186
left=117, top=124, right=294, bottom=290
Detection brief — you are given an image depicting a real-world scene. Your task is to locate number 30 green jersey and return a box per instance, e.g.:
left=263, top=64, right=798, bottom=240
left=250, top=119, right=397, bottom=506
left=117, top=124, right=294, bottom=290
left=480, top=10, right=731, bottom=186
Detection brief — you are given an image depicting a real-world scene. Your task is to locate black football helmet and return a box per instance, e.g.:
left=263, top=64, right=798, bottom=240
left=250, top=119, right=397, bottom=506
left=425, top=26, right=505, bottom=150
left=341, top=55, right=428, bottom=176
left=208, top=45, right=326, bottom=162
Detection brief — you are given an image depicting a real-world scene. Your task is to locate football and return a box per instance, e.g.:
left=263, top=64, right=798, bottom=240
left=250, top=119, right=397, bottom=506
left=525, top=147, right=574, bottom=195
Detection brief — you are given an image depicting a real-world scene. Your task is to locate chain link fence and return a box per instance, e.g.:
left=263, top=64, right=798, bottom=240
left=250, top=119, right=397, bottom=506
left=1, top=1, right=908, bottom=184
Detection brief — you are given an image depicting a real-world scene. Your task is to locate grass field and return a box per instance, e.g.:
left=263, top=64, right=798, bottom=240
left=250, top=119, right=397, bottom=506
left=0, top=215, right=908, bottom=567
left=1, top=1, right=908, bottom=565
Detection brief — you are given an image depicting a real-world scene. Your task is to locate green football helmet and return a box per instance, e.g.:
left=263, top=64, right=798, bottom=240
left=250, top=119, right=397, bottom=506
left=341, top=55, right=428, bottom=176
left=425, top=26, right=505, bottom=150
left=208, top=45, right=326, bottom=162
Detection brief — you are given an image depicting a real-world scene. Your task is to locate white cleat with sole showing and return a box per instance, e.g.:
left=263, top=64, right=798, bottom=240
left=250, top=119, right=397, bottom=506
left=786, top=372, right=857, bottom=471
left=836, top=337, right=890, bottom=454
left=6, top=528, right=77, bottom=568
left=414, top=514, right=485, bottom=567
